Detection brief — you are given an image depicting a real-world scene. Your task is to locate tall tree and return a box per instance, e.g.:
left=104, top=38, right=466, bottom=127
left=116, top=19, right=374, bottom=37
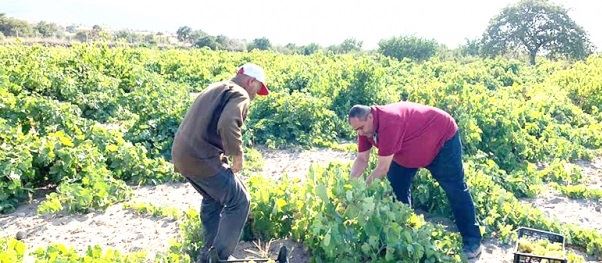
left=248, top=37, right=272, bottom=51
left=188, top=29, right=207, bottom=43
left=215, top=35, right=245, bottom=51
left=302, top=43, right=321, bottom=55
left=481, top=0, right=594, bottom=65
left=458, top=38, right=481, bottom=57
left=90, top=25, right=110, bottom=41
left=338, top=38, right=363, bottom=53
left=278, top=43, right=301, bottom=54
left=65, top=24, right=79, bottom=33
left=114, top=30, right=143, bottom=43
left=176, top=26, right=192, bottom=42
left=34, top=21, right=61, bottom=38
left=74, top=31, right=88, bottom=42
left=0, top=14, right=33, bottom=37
left=194, top=35, right=221, bottom=50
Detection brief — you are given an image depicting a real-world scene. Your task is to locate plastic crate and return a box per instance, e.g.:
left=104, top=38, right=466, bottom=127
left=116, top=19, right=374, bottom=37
left=513, top=227, right=567, bottom=263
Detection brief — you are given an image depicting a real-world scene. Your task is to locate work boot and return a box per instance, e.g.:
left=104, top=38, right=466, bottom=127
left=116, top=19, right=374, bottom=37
left=195, top=247, right=211, bottom=263
left=205, top=247, right=239, bottom=262
left=462, top=243, right=482, bottom=259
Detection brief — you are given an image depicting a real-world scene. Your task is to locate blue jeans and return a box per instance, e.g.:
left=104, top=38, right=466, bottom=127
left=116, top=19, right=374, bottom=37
left=186, top=168, right=251, bottom=260
left=386, top=132, right=481, bottom=246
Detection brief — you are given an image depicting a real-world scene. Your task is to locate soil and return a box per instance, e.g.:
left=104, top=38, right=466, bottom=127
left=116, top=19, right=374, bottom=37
left=1, top=150, right=600, bottom=262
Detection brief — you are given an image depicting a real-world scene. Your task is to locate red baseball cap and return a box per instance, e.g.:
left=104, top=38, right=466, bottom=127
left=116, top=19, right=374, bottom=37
left=237, top=63, right=269, bottom=95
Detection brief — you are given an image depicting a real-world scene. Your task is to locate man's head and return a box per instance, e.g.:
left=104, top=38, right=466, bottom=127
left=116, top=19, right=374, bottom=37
left=348, top=105, right=374, bottom=137
left=234, top=63, right=269, bottom=100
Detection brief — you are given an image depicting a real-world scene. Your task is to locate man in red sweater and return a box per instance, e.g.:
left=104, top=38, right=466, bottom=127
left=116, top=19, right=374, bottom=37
left=348, top=102, right=482, bottom=259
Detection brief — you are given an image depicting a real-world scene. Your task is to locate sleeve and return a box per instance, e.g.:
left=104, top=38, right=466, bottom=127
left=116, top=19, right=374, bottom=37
left=358, top=135, right=372, bottom=152
left=217, top=93, right=250, bottom=156
left=377, top=125, right=403, bottom=156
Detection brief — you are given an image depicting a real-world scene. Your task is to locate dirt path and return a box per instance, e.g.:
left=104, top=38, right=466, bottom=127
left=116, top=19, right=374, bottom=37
left=0, top=201, right=179, bottom=260
left=520, top=187, right=602, bottom=232
left=576, top=156, right=602, bottom=190
left=519, top=157, right=602, bottom=232
left=2, top=150, right=600, bottom=262
left=422, top=211, right=598, bottom=262
left=513, top=156, right=602, bottom=262
left=256, top=146, right=355, bottom=180
left=0, top=147, right=350, bottom=262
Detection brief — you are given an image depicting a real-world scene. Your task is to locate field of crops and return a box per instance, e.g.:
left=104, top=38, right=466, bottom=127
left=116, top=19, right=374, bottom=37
left=1, top=43, right=601, bottom=262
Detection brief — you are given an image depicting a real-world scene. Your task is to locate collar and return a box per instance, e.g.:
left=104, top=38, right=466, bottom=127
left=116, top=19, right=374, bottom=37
left=226, top=80, right=250, bottom=100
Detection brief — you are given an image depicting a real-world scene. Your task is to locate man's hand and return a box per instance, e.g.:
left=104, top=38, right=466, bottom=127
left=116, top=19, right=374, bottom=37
left=366, top=172, right=386, bottom=185
left=350, top=150, right=370, bottom=179
left=366, top=174, right=378, bottom=184
left=231, top=154, right=243, bottom=173
left=366, top=154, right=394, bottom=185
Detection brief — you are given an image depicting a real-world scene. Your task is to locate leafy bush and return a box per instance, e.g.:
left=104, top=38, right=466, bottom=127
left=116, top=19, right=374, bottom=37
left=378, top=36, right=439, bottom=61
left=248, top=91, right=338, bottom=148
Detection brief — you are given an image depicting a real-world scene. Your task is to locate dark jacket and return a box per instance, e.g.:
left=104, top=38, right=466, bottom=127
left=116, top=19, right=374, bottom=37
left=171, top=81, right=250, bottom=178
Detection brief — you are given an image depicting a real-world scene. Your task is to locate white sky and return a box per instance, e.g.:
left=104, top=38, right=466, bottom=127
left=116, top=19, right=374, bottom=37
left=2, top=0, right=601, bottom=50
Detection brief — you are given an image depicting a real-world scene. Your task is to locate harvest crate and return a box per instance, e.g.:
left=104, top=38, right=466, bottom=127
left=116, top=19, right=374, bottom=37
left=513, top=227, right=567, bottom=263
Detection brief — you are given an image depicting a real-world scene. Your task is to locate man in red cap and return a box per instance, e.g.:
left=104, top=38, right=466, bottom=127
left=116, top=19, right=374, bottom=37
left=172, top=63, right=269, bottom=262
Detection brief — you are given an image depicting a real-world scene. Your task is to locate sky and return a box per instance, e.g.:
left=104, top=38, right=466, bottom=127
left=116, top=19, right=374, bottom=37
left=2, top=0, right=601, bottom=50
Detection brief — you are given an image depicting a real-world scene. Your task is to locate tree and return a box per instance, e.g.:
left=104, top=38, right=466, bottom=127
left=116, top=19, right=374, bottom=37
left=481, top=0, right=594, bottom=65
left=89, top=25, right=110, bottom=41
left=188, top=29, right=207, bottom=43
left=458, top=38, right=481, bottom=57
left=176, top=26, right=192, bottom=42
left=91, top=25, right=102, bottom=32
left=143, top=33, right=168, bottom=46
left=75, top=31, right=88, bottom=42
left=341, top=38, right=363, bottom=52
left=215, top=35, right=245, bottom=51
left=302, top=43, right=321, bottom=55
left=329, top=38, right=363, bottom=54
left=377, top=36, right=438, bottom=61
left=144, top=34, right=157, bottom=46
left=34, top=21, right=61, bottom=38
left=283, top=43, right=301, bottom=54
left=0, top=14, right=33, bottom=37
left=248, top=37, right=271, bottom=50
left=114, top=30, right=144, bottom=43
left=194, top=35, right=221, bottom=50
left=65, top=24, right=79, bottom=33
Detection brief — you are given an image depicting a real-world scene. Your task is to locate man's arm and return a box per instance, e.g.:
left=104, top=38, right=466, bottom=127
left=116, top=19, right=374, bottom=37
left=350, top=150, right=371, bottom=178
left=217, top=93, right=249, bottom=173
left=231, top=154, right=243, bottom=173
left=366, top=154, right=394, bottom=184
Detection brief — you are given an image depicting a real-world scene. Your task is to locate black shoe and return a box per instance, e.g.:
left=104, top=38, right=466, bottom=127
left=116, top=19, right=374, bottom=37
left=462, top=243, right=482, bottom=259
left=207, top=248, right=220, bottom=263
left=195, top=247, right=210, bottom=263
left=201, top=247, right=239, bottom=263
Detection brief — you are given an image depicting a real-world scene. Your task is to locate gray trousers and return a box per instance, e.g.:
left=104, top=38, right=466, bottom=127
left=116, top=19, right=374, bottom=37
left=185, top=168, right=250, bottom=260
